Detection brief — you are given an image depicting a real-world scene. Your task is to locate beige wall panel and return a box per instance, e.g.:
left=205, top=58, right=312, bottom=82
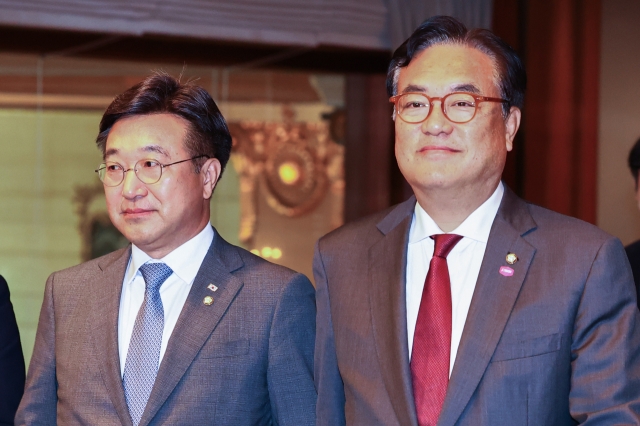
left=0, top=109, right=103, bottom=365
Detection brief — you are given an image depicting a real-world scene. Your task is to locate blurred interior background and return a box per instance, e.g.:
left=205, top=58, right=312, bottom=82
left=0, top=0, right=638, bottom=366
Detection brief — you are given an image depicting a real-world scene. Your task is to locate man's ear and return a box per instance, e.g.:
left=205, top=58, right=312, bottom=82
left=201, top=157, right=221, bottom=200
left=505, top=106, right=521, bottom=152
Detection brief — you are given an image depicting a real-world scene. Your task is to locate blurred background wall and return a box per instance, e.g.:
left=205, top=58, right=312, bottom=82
left=0, top=0, right=638, bottom=367
left=598, top=0, right=640, bottom=246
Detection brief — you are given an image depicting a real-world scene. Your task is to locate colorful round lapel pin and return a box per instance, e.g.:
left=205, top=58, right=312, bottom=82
left=499, top=266, right=514, bottom=277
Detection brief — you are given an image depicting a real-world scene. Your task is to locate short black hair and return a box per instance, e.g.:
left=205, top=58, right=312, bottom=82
left=387, top=15, right=527, bottom=117
left=628, top=137, right=640, bottom=187
left=96, top=73, right=232, bottom=175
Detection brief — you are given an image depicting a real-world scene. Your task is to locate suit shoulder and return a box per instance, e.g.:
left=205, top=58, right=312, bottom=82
left=0, top=275, right=8, bottom=300
left=318, top=200, right=412, bottom=249
left=232, top=244, right=310, bottom=284
left=526, top=203, right=616, bottom=245
left=49, top=247, right=129, bottom=280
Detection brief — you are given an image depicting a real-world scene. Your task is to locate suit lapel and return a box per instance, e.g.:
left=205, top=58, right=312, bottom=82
left=368, top=197, right=419, bottom=426
left=140, top=233, right=244, bottom=426
left=90, top=247, right=133, bottom=426
left=438, top=187, right=537, bottom=426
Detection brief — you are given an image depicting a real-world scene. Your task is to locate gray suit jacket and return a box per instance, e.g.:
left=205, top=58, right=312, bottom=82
left=16, top=230, right=316, bottom=426
left=314, top=187, right=640, bottom=426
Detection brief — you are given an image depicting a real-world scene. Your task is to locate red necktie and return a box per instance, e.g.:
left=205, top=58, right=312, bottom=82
left=411, top=233, right=463, bottom=426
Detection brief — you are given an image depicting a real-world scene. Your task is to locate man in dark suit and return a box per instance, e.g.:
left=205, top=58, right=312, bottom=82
left=314, top=16, right=640, bottom=426
left=0, top=275, right=24, bottom=426
left=16, top=74, right=316, bottom=425
left=625, top=136, right=640, bottom=306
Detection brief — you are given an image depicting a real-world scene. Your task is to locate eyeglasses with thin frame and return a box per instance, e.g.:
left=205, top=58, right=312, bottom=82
left=389, top=92, right=508, bottom=124
left=95, top=155, right=208, bottom=187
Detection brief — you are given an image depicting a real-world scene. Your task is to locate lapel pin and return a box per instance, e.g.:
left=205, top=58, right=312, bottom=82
left=207, top=283, right=218, bottom=292
left=203, top=296, right=214, bottom=306
left=506, top=253, right=518, bottom=264
left=499, top=266, right=514, bottom=277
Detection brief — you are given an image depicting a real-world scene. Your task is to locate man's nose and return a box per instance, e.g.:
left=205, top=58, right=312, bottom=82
left=421, top=101, right=453, bottom=136
left=121, top=168, right=147, bottom=199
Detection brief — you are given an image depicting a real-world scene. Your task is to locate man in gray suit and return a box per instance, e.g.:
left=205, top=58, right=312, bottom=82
left=314, top=16, right=640, bottom=426
left=16, top=74, right=316, bottom=426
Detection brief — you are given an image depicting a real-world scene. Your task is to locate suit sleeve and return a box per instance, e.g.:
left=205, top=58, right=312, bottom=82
left=313, top=241, right=347, bottom=426
left=570, top=237, right=640, bottom=424
left=14, top=273, right=58, bottom=426
left=267, top=272, right=317, bottom=426
left=0, top=276, right=25, bottom=425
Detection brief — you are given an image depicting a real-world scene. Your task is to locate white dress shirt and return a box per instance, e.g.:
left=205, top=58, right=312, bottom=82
left=118, top=224, right=214, bottom=376
left=406, top=183, right=503, bottom=376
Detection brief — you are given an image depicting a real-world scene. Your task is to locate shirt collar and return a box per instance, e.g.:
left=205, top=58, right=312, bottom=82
left=410, top=182, right=504, bottom=244
left=125, top=223, right=215, bottom=285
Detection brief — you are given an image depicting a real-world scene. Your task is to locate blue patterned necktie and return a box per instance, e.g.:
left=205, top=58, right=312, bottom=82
left=123, top=262, right=173, bottom=426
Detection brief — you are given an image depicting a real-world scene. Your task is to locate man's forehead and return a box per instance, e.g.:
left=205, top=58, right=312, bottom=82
left=400, top=83, right=482, bottom=95
left=104, top=144, right=170, bottom=159
left=104, top=113, right=187, bottom=158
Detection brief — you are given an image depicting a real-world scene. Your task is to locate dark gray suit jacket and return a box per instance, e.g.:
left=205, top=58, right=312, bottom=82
left=0, top=275, right=25, bottom=426
left=16, top=230, right=316, bottom=425
left=314, top=187, right=640, bottom=426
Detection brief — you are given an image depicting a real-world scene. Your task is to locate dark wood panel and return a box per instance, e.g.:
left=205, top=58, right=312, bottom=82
left=0, top=75, right=323, bottom=106
left=0, top=26, right=390, bottom=74
left=344, top=74, right=397, bottom=222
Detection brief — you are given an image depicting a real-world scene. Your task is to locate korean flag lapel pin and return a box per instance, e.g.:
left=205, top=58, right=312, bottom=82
left=203, top=283, right=218, bottom=305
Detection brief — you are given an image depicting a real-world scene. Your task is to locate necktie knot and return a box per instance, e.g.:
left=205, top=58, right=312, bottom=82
left=139, top=262, right=173, bottom=293
left=431, top=234, right=463, bottom=259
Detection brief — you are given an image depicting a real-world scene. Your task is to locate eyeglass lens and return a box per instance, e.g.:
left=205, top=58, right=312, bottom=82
left=97, top=159, right=163, bottom=186
left=397, top=93, right=477, bottom=123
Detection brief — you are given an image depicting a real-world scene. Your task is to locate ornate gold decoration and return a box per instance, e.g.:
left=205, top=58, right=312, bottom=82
left=228, top=106, right=344, bottom=245
left=264, top=137, right=328, bottom=217
left=506, top=253, right=518, bottom=264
